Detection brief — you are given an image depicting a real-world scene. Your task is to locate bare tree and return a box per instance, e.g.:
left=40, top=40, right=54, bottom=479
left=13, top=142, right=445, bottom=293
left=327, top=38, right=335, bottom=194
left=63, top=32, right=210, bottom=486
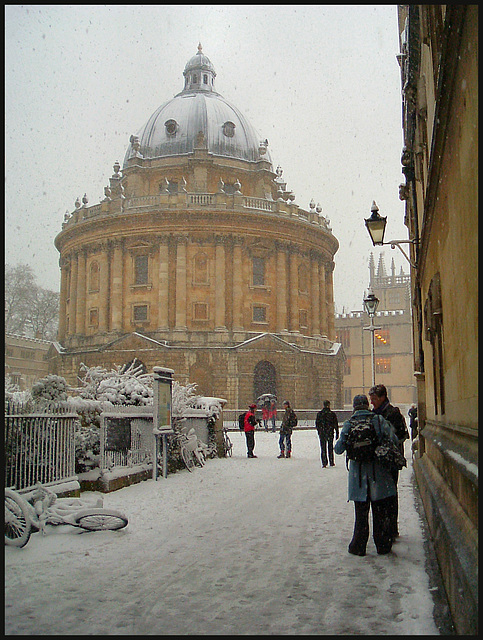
left=5, top=263, right=59, bottom=340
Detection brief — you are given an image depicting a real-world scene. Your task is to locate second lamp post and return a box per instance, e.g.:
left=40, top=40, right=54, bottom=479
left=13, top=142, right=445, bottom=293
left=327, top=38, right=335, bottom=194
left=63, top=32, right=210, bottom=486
left=363, top=289, right=382, bottom=389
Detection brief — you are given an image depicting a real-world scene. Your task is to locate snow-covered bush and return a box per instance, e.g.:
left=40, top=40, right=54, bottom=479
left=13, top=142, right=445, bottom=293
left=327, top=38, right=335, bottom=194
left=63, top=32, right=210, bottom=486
left=5, top=374, right=33, bottom=405
left=75, top=361, right=153, bottom=405
left=31, top=374, right=69, bottom=406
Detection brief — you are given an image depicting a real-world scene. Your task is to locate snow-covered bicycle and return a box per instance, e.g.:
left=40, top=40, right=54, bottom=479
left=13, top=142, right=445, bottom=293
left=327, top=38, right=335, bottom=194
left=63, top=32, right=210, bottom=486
left=5, top=483, right=128, bottom=549
left=222, top=427, right=233, bottom=457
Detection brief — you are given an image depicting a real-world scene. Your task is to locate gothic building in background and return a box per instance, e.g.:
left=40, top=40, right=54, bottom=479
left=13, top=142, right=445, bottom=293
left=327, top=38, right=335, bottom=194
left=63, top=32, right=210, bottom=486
left=335, top=253, right=416, bottom=407
left=50, top=45, right=344, bottom=409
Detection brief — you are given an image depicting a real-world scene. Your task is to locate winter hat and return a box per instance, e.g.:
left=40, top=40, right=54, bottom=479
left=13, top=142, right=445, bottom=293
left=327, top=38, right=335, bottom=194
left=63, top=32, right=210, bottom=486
left=353, top=394, right=369, bottom=410
left=249, top=403, right=257, bottom=409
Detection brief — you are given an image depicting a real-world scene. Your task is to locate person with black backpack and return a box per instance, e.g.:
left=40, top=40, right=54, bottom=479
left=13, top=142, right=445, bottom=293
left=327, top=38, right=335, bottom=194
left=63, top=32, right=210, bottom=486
left=369, top=384, right=409, bottom=540
left=334, top=394, right=399, bottom=556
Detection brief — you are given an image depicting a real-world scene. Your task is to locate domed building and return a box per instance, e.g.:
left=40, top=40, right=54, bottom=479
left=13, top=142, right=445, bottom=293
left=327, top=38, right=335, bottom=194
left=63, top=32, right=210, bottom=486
left=51, top=45, right=344, bottom=409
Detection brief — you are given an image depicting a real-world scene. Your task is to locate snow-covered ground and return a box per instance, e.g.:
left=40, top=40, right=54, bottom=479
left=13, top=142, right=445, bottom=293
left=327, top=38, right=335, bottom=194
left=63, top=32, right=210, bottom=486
left=5, top=430, right=445, bottom=635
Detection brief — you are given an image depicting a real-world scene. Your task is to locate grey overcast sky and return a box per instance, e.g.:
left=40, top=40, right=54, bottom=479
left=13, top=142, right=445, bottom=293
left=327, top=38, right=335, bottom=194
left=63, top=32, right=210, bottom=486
left=5, top=4, right=409, bottom=314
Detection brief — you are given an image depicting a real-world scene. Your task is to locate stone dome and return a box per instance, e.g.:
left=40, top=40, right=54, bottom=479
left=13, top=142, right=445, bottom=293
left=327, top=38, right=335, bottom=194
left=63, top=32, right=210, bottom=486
left=124, top=44, right=272, bottom=166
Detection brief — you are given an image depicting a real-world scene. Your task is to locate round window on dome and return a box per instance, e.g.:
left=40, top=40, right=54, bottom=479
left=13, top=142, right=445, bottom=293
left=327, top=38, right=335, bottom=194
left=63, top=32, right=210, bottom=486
left=222, top=121, right=236, bottom=138
left=165, top=119, right=178, bottom=136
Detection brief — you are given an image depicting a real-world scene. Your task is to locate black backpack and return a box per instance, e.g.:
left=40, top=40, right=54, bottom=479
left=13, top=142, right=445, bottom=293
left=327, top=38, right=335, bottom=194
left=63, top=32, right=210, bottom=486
left=238, top=412, right=246, bottom=431
left=345, top=415, right=379, bottom=463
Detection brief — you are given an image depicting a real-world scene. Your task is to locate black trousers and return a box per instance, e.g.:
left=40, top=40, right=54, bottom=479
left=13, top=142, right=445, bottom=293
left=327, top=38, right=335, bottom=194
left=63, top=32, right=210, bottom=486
left=388, top=469, right=400, bottom=536
left=245, top=431, right=255, bottom=457
left=349, top=496, right=393, bottom=555
left=317, top=432, right=335, bottom=466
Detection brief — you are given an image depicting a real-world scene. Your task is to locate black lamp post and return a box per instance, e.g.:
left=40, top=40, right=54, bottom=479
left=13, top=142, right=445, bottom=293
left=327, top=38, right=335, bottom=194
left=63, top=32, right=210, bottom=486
left=364, top=200, right=417, bottom=268
left=363, top=289, right=381, bottom=389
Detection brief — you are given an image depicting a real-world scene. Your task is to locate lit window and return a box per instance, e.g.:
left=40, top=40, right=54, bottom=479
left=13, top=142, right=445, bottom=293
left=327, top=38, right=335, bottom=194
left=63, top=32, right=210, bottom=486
left=253, top=257, right=265, bottom=286
left=253, top=306, right=267, bottom=323
left=134, top=255, right=149, bottom=285
left=375, top=329, right=390, bottom=346
left=375, top=358, right=391, bottom=374
left=133, top=305, right=148, bottom=323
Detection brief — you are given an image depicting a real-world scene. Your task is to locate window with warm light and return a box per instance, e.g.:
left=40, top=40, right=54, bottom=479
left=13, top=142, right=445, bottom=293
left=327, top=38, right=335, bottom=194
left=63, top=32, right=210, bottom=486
left=375, top=357, right=391, bottom=374
left=375, top=329, right=390, bottom=346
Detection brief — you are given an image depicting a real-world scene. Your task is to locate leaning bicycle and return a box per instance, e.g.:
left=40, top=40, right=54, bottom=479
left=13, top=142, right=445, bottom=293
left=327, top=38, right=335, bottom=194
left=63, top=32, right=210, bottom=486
left=5, top=483, right=128, bottom=548
left=222, top=427, right=233, bottom=457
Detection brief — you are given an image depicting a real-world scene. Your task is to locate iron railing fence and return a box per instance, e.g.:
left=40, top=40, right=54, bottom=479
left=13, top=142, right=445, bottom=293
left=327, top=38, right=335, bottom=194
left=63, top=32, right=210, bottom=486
left=4, top=400, right=78, bottom=491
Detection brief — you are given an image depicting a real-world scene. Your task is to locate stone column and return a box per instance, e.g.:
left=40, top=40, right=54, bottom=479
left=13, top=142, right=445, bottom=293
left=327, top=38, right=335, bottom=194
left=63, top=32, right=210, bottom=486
left=319, top=260, right=327, bottom=337
left=75, top=250, right=86, bottom=335
left=175, top=236, right=188, bottom=330
left=311, top=254, right=321, bottom=336
left=110, top=241, right=124, bottom=331
left=98, top=246, right=109, bottom=332
left=232, top=238, right=243, bottom=330
left=289, top=246, right=299, bottom=332
left=276, top=242, right=288, bottom=332
left=58, top=259, right=68, bottom=341
left=215, top=235, right=226, bottom=330
left=158, top=238, right=169, bottom=330
left=326, top=261, right=335, bottom=340
left=68, top=252, right=78, bottom=336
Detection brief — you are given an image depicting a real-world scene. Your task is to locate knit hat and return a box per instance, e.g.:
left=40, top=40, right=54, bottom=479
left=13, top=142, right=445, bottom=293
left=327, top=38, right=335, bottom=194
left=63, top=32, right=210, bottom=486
left=353, top=394, right=369, bottom=410
left=249, top=404, right=257, bottom=409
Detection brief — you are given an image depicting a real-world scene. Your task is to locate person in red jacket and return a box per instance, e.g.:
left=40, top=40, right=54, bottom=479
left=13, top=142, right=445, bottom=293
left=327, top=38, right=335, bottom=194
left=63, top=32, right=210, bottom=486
left=244, top=404, right=258, bottom=458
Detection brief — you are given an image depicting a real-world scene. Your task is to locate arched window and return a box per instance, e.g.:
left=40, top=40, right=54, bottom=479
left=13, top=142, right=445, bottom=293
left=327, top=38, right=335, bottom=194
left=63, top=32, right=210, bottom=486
left=89, top=261, right=100, bottom=292
left=254, top=360, right=277, bottom=400
left=193, top=252, right=209, bottom=284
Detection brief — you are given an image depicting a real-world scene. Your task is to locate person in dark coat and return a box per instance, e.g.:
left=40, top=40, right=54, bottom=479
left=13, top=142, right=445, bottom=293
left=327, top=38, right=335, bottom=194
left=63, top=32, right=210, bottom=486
left=244, top=404, right=258, bottom=458
left=277, top=400, right=297, bottom=458
left=315, top=400, right=339, bottom=467
left=369, top=384, right=409, bottom=540
left=334, top=394, right=398, bottom=556
left=408, top=404, right=418, bottom=440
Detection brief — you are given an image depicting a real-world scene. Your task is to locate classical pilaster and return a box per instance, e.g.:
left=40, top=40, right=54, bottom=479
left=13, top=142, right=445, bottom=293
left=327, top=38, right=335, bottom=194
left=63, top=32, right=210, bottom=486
left=275, top=241, right=288, bottom=332
left=110, top=240, right=124, bottom=331
left=326, top=261, right=335, bottom=340
left=214, top=235, right=226, bottom=330
left=75, top=250, right=86, bottom=335
left=232, top=238, right=243, bottom=330
left=175, top=236, right=188, bottom=330
left=68, top=252, right=78, bottom=336
left=98, top=246, right=109, bottom=332
left=319, top=260, right=328, bottom=337
left=157, top=238, right=169, bottom=330
left=58, top=259, right=69, bottom=341
left=289, top=246, right=299, bottom=332
left=311, top=254, right=321, bottom=336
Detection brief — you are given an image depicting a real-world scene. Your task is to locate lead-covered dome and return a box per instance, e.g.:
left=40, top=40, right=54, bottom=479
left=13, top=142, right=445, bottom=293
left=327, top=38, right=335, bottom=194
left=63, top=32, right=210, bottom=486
left=124, top=44, right=272, bottom=166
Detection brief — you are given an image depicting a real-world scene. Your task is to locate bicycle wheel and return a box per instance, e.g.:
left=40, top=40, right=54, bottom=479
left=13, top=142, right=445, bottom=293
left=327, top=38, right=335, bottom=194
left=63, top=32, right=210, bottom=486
left=181, top=446, right=195, bottom=472
left=73, top=508, right=128, bottom=531
left=5, top=489, right=33, bottom=548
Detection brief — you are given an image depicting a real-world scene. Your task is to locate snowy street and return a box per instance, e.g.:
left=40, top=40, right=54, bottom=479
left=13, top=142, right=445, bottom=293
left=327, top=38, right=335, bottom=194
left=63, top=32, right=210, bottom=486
left=5, top=430, right=445, bottom=635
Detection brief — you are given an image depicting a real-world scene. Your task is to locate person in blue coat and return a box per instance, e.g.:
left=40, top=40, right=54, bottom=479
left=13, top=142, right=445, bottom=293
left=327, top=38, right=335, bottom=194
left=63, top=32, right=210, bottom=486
left=334, top=394, right=399, bottom=556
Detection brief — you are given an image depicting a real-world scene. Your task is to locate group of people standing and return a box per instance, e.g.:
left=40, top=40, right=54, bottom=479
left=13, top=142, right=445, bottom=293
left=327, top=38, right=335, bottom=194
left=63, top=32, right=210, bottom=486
left=240, top=399, right=297, bottom=459
left=241, top=384, right=409, bottom=558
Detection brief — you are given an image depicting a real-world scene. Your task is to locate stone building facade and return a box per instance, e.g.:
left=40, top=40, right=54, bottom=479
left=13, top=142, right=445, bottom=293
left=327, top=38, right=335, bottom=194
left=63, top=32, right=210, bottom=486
left=397, top=6, right=477, bottom=633
left=5, top=333, right=51, bottom=391
left=335, top=253, right=416, bottom=407
left=50, top=45, right=344, bottom=410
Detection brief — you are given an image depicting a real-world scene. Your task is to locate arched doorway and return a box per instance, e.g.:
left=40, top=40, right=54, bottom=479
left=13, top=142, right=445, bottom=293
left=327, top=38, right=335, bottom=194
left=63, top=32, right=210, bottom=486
left=253, top=360, right=277, bottom=400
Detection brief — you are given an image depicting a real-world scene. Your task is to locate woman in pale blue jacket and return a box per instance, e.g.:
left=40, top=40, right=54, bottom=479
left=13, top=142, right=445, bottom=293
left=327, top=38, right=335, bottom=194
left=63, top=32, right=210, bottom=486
left=334, top=394, right=399, bottom=556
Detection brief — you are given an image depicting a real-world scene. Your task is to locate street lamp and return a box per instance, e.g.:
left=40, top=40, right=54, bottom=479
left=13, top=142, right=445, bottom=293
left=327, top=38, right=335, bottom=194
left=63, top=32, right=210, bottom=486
left=363, top=289, right=381, bottom=389
left=364, top=201, right=417, bottom=268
